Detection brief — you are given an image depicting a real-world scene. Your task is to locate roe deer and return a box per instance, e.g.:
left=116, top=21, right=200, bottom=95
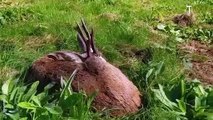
left=26, top=20, right=141, bottom=116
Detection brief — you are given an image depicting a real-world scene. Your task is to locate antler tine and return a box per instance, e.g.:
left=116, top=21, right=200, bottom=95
left=90, top=28, right=97, bottom=54
left=81, top=19, right=91, bottom=40
left=77, top=33, right=86, bottom=52
left=86, top=38, right=91, bottom=58
left=76, top=23, right=87, bottom=41
left=76, top=23, right=88, bottom=52
left=76, top=20, right=95, bottom=57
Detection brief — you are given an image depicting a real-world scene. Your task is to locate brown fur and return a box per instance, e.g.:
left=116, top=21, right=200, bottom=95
left=25, top=20, right=141, bottom=116
left=173, top=12, right=195, bottom=27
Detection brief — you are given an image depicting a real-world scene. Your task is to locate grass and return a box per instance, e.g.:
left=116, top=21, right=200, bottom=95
left=0, top=0, right=212, bottom=119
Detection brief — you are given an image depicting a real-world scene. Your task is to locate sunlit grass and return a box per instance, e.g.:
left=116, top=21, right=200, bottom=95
left=0, top=0, right=212, bottom=119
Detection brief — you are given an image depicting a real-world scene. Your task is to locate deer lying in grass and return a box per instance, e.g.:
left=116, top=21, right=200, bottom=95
left=26, top=20, right=141, bottom=116
left=173, top=6, right=195, bottom=27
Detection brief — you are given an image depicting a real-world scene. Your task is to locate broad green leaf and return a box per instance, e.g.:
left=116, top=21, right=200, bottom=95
left=2, top=80, right=11, bottom=95
left=8, top=79, right=17, bottom=94
left=198, top=85, right=208, bottom=96
left=5, top=113, right=20, bottom=120
left=195, top=97, right=201, bottom=111
left=32, top=96, right=41, bottom=107
left=36, top=114, right=50, bottom=120
left=34, top=107, right=48, bottom=119
left=177, top=99, right=186, bottom=113
left=23, top=81, right=39, bottom=101
left=59, top=93, right=84, bottom=110
left=45, top=106, right=63, bottom=115
left=44, top=83, right=55, bottom=91
left=170, top=29, right=180, bottom=36
left=36, top=92, right=49, bottom=105
left=0, top=112, right=3, bottom=120
left=5, top=103, right=14, bottom=109
left=20, top=117, right=28, bottom=120
left=175, top=37, right=184, bottom=42
left=18, top=102, right=38, bottom=110
left=145, top=68, right=154, bottom=81
left=9, top=87, right=18, bottom=102
left=157, top=23, right=166, bottom=30
left=17, top=86, right=27, bottom=103
left=0, top=95, right=7, bottom=103
left=207, top=90, right=213, bottom=108
left=152, top=84, right=178, bottom=110
left=154, top=61, right=164, bottom=77
left=205, top=112, right=213, bottom=120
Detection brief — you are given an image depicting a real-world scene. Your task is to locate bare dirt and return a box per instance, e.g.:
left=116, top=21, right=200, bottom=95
left=180, top=40, right=213, bottom=85
left=117, top=44, right=152, bottom=64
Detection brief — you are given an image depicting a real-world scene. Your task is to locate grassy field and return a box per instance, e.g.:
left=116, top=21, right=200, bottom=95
left=0, top=0, right=212, bottom=119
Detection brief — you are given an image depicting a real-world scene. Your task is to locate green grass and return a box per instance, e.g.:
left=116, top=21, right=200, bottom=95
left=0, top=0, right=212, bottom=119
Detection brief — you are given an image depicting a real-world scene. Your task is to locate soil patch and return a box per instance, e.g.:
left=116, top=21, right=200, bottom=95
left=117, top=44, right=152, bottom=64
left=180, top=40, right=213, bottom=85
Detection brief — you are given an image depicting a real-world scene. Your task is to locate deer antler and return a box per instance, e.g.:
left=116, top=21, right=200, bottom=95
left=76, top=19, right=98, bottom=57
left=81, top=19, right=91, bottom=40
left=90, top=28, right=97, bottom=54
left=76, top=23, right=87, bottom=52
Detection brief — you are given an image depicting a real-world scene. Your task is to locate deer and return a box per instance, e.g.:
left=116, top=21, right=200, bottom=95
left=25, top=20, right=141, bottom=116
left=173, top=5, right=195, bottom=27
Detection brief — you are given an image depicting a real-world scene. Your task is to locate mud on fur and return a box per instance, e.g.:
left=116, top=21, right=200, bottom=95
left=25, top=19, right=142, bottom=117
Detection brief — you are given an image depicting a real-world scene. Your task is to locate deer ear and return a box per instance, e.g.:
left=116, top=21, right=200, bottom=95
left=47, top=54, right=58, bottom=60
